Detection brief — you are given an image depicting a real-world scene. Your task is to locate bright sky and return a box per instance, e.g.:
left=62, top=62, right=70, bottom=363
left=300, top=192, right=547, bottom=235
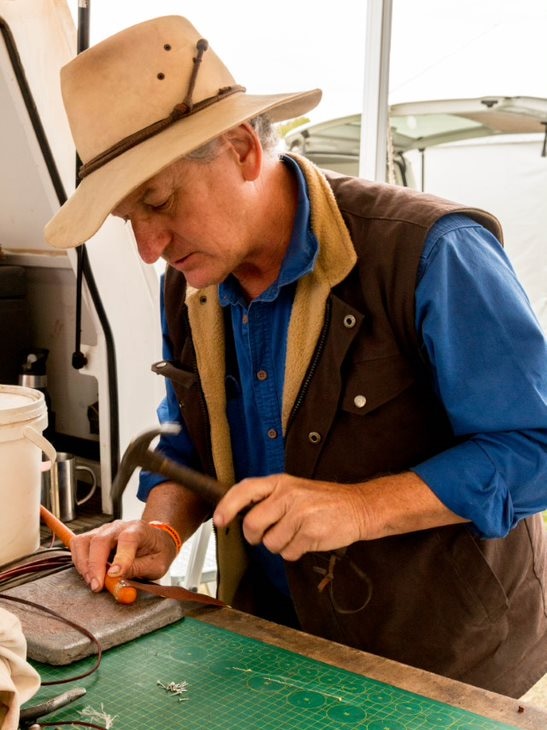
left=74, top=0, right=547, bottom=123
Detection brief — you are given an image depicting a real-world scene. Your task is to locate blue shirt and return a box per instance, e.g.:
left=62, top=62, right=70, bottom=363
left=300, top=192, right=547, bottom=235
left=139, top=159, right=547, bottom=550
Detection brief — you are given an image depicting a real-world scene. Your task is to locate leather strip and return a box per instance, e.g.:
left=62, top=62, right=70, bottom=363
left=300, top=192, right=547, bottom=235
left=124, top=578, right=226, bottom=607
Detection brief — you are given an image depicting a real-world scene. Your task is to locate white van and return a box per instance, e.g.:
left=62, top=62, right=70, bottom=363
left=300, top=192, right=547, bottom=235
left=285, top=96, right=547, bottom=330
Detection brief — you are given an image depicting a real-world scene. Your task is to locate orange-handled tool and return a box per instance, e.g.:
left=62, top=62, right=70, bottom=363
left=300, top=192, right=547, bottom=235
left=39, top=505, right=137, bottom=604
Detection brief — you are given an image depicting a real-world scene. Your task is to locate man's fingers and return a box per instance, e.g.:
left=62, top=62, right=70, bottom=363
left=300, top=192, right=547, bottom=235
left=107, top=527, right=142, bottom=577
left=70, top=518, right=181, bottom=593
left=109, top=523, right=179, bottom=582
left=213, top=476, right=277, bottom=528
left=241, top=495, right=289, bottom=545
left=71, top=527, right=116, bottom=590
left=70, top=520, right=139, bottom=590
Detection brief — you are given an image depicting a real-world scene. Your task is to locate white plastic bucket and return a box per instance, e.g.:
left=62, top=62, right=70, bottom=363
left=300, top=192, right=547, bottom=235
left=0, top=384, right=56, bottom=566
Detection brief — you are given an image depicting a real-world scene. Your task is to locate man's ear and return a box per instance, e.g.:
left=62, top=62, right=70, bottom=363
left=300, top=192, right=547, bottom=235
left=225, top=123, right=262, bottom=181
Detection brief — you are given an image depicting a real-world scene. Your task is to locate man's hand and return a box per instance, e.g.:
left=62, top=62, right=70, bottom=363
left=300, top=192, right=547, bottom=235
left=70, top=480, right=209, bottom=593
left=213, top=474, right=369, bottom=561
left=70, top=519, right=178, bottom=593
left=213, top=472, right=467, bottom=561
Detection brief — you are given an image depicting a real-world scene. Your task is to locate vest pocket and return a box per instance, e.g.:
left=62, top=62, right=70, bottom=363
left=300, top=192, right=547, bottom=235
left=341, top=355, right=415, bottom=416
left=436, top=528, right=509, bottom=624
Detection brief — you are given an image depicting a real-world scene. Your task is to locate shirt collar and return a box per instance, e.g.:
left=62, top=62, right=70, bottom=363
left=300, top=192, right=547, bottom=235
left=219, top=154, right=318, bottom=307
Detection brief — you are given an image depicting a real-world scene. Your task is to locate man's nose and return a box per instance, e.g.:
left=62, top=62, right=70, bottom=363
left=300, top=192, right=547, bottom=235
left=131, top=218, right=171, bottom=264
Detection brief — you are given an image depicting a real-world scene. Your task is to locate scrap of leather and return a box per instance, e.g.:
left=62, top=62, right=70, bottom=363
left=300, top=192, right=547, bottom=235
left=124, top=578, right=226, bottom=607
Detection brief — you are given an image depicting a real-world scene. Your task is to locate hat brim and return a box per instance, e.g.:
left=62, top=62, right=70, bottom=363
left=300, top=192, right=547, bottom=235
left=45, top=88, right=321, bottom=248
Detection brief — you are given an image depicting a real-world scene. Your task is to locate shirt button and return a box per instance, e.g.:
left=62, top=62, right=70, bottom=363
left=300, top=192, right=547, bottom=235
left=242, top=314, right=249, bottom=325
left=308, top=431, right=322, bottom=444
left=267, top=428, right=278, bottom=440
left=256, top=370, right=268, bottom=381
left=353, top=394, right=367, bottom=408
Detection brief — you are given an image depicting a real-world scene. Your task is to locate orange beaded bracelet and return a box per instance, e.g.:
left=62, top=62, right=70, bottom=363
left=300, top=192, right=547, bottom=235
left=148, top=520, right=183, bottom=554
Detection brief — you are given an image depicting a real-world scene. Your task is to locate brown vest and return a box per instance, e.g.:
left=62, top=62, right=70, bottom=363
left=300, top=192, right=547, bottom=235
left=160, top=159, right=547, bottom=696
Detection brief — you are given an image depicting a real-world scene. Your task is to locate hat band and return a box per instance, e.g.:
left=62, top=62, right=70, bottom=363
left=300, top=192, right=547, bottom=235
left=78, top=83, right=246, bottom=179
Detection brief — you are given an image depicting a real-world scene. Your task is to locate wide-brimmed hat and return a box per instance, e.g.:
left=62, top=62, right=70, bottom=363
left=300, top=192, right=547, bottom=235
left=44, top=15, right=321, bottom=248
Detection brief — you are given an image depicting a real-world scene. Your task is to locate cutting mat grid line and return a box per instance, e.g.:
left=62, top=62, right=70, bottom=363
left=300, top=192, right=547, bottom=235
left=28, top=618, right=519, bottom=729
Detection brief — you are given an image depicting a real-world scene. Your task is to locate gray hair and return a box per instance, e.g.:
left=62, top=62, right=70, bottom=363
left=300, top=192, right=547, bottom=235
left=184, top=114, right=279, bottom=162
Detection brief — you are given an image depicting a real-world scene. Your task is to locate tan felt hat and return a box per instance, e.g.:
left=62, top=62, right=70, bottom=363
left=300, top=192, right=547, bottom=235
left=44, top=15, right=321, bottom=248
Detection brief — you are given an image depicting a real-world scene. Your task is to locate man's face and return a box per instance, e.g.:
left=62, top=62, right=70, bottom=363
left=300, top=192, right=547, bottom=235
left=112, top=142, right=259, bottom=290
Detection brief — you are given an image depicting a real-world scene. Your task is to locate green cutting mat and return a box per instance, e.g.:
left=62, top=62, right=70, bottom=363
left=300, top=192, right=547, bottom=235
left=29, top=617, right=519, bottom=729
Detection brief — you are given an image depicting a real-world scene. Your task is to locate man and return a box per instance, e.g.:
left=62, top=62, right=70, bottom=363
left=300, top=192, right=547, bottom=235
left=45, top=16, right=547, bottom=697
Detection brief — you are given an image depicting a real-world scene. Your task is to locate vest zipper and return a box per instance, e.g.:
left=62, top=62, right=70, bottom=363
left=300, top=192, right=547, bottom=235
left=287, top=297, right=332, bottom=432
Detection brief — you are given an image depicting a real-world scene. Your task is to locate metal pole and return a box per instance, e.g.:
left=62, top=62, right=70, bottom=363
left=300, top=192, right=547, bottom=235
left=72, top=0, right=91, bottom=370
left=77, top=0, right=90, bottom=55
left=359, top=0, right=393, bottom=182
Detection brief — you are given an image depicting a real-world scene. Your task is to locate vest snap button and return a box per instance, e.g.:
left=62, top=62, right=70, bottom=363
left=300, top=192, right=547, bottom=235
left=308, top=431, right=321, bottom=444
left=343, top=314, right=356, bottom=328
left=353, top=394, right=367, bottom=408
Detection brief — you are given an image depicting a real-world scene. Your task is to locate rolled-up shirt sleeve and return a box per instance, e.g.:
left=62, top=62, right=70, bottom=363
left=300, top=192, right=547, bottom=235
left=410, top=214, right=547, bottom=537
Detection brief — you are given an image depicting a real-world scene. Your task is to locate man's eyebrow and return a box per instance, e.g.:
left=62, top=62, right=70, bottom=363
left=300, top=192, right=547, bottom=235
left=112, top=186, right=155, bottom=217
left=140, top=186, right=158, bottom=201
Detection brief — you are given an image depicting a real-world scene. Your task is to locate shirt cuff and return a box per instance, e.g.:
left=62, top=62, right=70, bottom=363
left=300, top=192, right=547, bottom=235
left=411, top=439, right=514, bottom=538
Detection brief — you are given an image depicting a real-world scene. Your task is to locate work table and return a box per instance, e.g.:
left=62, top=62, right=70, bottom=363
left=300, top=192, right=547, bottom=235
left=7, top=569, right=547, bottom=730
left=196, top=604, right=547, bottom=730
